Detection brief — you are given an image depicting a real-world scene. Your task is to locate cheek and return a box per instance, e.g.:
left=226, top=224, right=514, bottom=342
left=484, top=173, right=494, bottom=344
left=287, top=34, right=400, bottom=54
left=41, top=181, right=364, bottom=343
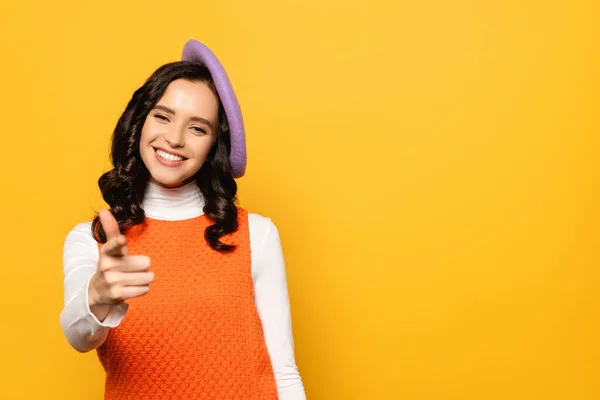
left=140, top=119, right=161, bottom=144
left=189, top=139, right=215, bottom=162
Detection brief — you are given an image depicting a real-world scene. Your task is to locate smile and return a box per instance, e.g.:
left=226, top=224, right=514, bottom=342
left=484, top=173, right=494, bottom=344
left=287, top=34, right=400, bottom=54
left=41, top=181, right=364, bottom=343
left=153, top=147, right=187, bottom=166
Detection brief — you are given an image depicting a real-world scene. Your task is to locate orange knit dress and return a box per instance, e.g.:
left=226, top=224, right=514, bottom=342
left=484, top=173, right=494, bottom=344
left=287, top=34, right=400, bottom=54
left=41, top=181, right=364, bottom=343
left=96, top=207, right=278, bottom=399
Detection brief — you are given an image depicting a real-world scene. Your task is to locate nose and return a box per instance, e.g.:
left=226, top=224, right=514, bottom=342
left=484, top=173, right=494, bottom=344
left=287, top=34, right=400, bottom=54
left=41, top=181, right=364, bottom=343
left=163, top=126, right=185, bottom=148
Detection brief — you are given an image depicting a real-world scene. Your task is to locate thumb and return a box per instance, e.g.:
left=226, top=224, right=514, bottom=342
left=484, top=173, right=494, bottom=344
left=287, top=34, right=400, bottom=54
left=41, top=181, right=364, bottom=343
left=99, top=209, right=121, bottom=241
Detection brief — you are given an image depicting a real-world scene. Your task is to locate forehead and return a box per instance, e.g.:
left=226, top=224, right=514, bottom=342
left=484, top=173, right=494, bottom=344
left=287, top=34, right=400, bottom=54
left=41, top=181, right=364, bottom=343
left=158, top=79, right=219, bottom=118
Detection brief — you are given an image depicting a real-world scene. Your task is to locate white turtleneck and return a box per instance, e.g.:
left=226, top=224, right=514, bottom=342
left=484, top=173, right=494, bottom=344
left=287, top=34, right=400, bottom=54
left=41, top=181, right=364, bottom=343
left=59, top=180, right=306, bottom=399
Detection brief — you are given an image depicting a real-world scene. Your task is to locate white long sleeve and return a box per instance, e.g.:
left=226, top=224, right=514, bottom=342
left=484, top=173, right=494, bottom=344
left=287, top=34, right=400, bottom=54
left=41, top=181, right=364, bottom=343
left=250, top=214, right=307, bottom=399
left=59, top=179, right=306, bottom=398
left=59, top=224, right=129, bottom=353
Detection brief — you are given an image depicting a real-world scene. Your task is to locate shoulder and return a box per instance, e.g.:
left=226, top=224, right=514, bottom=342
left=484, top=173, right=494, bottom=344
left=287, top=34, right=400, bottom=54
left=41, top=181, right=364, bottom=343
left=64, top=220, right=96, bottom=247
left=247, top=211, right=274, bottom=230
left=246, top=211, right=281, bottom=236
left=62, top=220, right=99, bottom=266
left=246, top=212, right=282, bottom=258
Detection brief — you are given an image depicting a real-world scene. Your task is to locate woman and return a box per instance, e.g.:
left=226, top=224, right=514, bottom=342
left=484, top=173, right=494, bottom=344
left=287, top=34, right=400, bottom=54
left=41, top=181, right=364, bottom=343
left=59, top=39, right=306, bottom=399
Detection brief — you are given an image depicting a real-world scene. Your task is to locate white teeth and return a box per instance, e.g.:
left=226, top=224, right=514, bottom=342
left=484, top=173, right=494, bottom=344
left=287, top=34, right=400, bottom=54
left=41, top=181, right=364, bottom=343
left=156, top=149, right=184, bottom=162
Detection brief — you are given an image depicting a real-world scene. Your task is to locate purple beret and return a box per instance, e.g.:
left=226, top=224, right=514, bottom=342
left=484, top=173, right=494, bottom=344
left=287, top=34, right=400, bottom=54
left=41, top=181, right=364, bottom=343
left=181, top=39, right=246, bottom=178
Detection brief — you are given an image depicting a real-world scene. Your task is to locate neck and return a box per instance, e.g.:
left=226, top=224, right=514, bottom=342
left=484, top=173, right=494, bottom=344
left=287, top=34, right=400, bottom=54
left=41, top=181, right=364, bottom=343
left=141, top=179, right=205, bottom=221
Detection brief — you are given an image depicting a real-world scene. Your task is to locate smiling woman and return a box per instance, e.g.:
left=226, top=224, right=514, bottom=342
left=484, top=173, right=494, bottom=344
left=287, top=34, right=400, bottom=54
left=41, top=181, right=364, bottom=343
left=140, top=79, right=220, bottom=189
left=58, top=39, right=306, bottom=399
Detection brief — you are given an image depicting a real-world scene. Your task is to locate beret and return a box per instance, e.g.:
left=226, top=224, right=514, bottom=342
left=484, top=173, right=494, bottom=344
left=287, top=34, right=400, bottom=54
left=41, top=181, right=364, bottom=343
left=182, top=39, right=246, bottom=178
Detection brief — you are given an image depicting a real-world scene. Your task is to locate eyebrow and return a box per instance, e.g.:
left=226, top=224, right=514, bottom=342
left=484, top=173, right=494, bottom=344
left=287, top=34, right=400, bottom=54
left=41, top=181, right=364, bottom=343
left=152, top=105, right=214, bottom=130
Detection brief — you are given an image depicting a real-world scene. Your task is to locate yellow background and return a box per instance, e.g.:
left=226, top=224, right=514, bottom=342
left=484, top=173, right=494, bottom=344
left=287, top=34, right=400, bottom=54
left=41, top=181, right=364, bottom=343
left=0, top=0, right=598, bottom=398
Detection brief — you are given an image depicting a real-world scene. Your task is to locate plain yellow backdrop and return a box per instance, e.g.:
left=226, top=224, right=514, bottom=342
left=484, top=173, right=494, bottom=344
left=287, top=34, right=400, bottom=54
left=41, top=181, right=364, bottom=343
left=0, top=0, right=598, bottom=399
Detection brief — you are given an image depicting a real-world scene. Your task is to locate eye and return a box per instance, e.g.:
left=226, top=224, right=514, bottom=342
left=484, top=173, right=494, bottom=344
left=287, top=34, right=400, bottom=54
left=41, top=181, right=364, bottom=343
left=191, top=126, right=207, bottom=134
left=154, top=114, right=169, bottom=121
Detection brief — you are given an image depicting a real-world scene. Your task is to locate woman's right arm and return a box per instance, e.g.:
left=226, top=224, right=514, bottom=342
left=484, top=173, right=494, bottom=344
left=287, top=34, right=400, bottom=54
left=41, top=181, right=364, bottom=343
left=59, top=222, right=128, bottom=353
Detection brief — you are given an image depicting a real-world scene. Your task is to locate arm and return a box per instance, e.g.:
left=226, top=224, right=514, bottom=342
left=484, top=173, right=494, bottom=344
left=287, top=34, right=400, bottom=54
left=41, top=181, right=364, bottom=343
left=249, top=214, right=307, bottom=400
left=59, top=222, right=128, bottom=353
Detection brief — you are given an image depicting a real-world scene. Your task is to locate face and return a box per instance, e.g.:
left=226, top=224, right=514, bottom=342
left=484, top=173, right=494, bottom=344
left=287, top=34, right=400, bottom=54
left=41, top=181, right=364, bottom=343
left=139, top=78, right=219, bottom=188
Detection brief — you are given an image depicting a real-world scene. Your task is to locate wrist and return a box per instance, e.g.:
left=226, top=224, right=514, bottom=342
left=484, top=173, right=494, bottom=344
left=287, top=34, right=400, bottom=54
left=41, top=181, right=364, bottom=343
left=88, top=273, right=110, bottom=322
left=88, top=273, right=100, bottom=307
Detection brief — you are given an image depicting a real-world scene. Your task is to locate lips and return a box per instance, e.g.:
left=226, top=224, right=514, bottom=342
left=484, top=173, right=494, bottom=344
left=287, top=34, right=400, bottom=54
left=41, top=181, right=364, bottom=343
left=152, top=147, right=187, bottom=167
left=152, top=146, right=188, bottom=160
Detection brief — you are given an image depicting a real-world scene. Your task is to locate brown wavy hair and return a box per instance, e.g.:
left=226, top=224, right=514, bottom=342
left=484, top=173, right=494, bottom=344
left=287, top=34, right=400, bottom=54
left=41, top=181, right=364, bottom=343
left=91, top=61, right=239, bottom=253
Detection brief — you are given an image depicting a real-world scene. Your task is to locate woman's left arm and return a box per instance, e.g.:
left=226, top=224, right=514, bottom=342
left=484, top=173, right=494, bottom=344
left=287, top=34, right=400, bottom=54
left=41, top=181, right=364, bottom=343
left=249, top=214, right=307, bottom=400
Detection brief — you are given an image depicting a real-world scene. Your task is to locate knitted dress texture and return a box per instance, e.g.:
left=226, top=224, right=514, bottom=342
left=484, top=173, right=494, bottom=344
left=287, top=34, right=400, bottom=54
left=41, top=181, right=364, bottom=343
left=96, top=207, right=278, bottom=399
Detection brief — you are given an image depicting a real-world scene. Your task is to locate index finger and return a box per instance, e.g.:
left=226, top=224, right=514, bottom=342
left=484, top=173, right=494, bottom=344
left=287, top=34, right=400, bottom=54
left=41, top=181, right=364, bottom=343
left=99, top=209, right=121, bottom=241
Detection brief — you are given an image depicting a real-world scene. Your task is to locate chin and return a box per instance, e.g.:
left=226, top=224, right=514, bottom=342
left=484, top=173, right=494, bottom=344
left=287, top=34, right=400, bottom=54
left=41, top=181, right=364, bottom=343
left=142, top=156, right=196, bottom=189
left=149, top=172, right=191, bottom=188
